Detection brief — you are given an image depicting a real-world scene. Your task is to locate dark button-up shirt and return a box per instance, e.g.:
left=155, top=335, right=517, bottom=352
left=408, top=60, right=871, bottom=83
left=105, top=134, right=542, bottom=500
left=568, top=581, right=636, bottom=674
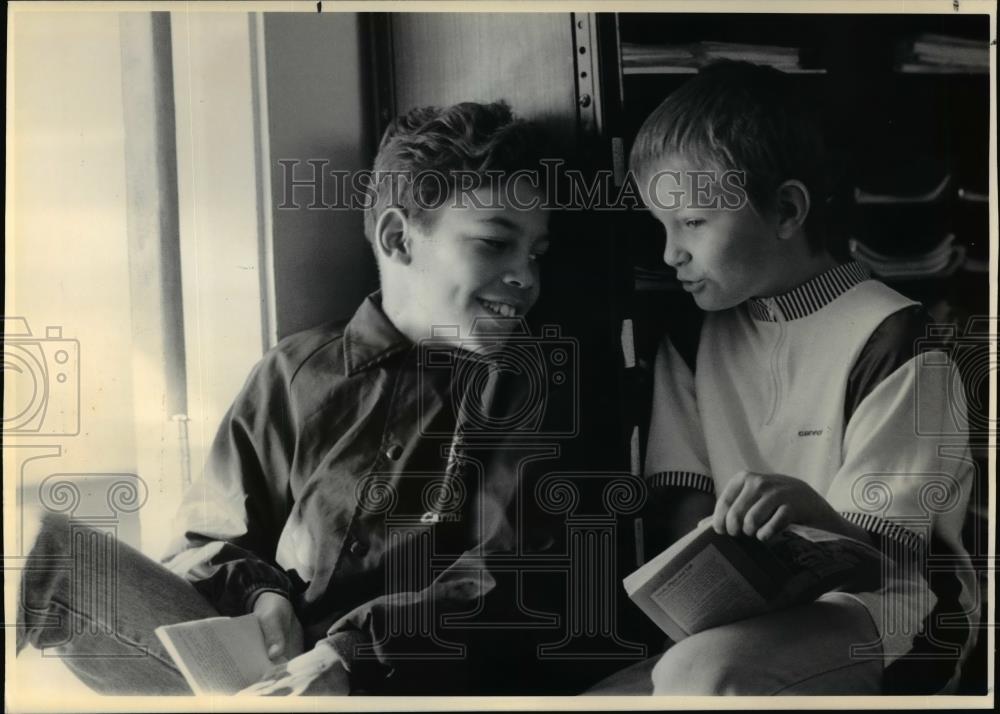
left=161, top=292, right=565, bottom=692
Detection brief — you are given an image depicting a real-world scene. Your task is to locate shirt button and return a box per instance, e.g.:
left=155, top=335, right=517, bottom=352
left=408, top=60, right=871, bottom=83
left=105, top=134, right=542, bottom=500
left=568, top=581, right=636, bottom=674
left=348, top=539, right=369, bottom=557
left=385, top=444, right=403, bottom=461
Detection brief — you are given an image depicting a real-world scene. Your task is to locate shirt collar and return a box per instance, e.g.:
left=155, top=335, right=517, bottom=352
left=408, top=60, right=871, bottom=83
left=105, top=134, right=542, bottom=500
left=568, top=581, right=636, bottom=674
left=343, top=291, right=412, bottom=375
left=746, top=261, right=871, bottom=322
left=342, top=292, right=513, bottom=375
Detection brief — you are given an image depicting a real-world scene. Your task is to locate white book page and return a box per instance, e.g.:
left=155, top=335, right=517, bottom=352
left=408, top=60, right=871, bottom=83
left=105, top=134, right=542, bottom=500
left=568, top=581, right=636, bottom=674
left=154, top=614, right=272, bottom=695
left=648, top=544, right=768, bottom=633
left=623, top=518, right=712, bottom=595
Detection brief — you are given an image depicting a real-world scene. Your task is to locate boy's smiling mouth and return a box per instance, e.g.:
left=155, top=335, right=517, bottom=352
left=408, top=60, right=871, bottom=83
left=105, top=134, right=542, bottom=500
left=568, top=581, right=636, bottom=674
left=477, top=298, right=520, bottom=317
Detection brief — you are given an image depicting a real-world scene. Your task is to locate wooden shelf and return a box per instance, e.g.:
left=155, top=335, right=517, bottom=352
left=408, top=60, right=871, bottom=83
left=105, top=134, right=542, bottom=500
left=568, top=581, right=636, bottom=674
left=623, top=65, right=698, bottom=75
left=896, top=63, right=988, bottom=75
left=623, top=65, right=826, bottom=76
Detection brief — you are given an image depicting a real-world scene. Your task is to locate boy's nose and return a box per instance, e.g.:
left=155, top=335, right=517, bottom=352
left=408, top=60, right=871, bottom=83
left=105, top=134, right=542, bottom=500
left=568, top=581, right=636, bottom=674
left=663, top=241, right=689, bottom=268
left=503, top=262, right=537, bottom=290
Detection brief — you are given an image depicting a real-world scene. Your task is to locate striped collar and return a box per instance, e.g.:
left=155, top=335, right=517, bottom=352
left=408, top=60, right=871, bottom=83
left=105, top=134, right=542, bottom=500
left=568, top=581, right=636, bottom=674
left=746, top=261, right=871, bottom=322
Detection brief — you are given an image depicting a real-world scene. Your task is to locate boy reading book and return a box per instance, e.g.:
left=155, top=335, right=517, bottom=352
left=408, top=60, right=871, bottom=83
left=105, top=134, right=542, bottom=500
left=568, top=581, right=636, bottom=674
left=608, top=61, right=977, bottom=695
left=17, top=101, right=555, bottom=695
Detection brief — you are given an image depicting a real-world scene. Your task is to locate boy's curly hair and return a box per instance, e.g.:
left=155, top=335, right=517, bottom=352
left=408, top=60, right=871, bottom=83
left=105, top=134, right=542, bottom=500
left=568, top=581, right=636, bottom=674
left=629, top=61, right=836, bottom=255
left=363, top=101, right=548, bottom=242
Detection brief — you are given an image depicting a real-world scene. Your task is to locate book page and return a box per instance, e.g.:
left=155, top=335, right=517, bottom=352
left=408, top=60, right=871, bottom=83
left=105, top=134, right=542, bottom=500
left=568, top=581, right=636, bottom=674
left=770, top=525, right=886, bottom=599
left=623, top=519, right=713, bottom=595
left=647, top=543, right=769, bottom=634
left=154, top=615, right=273, bottom=695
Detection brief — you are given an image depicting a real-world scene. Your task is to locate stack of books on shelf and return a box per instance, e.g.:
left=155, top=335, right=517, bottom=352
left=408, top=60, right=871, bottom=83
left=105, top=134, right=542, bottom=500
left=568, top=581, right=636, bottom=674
left=897, top=33, right=988, bottom=73
left=849, top=234, right=965, bottom=280
left=621, top=42, right=698, bottom=72
left=700, top=41, right=800, bottom=70
left=850, top=164, right=974, bottom=281
left=621, top=41, right=817, bottom=74
left=853, top=173, right=952, bottom=206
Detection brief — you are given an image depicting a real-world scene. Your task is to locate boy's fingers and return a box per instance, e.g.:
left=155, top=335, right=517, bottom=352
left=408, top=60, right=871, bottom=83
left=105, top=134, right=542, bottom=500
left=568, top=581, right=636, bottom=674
left=254, top=595, right=303, bottom=663
left=742, top=494, right=780, bottom=537
left=239, top=664, right=290, bottom=696
left=756, top=504, right=790, bottom=541
left=256, top=614, right=287, bottom=660
left=725, top=476, right=759, bottom=536
left=725, top=494, right=750, bottom=536
left=713, top=472, right=747, bottom=533
left=287, top=619, right=305, bottom=659
left=711, top=502, right=726, bottom=534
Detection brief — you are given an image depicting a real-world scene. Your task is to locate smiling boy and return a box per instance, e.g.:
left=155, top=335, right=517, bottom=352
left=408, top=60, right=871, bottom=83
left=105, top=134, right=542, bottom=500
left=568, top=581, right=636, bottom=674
left=372, top=163, right=548, bottom=351
left=18, top=101, right=555, bottom=695
left=624, top=62, right=977, bottom=695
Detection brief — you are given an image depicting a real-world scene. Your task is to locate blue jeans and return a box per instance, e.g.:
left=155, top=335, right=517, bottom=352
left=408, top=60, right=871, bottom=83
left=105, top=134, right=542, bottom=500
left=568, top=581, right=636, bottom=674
left=586, top=594, right=883, bottom=695
left=16, top=513, right=219, bottom=695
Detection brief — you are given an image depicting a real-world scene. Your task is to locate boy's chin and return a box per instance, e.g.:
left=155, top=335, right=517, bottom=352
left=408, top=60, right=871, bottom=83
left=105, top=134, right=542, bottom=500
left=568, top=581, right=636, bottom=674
left=690, top=292, right=718, bottom=310
left=692, top=292, right=740, bottom=312
left=454, top=335, right=512, bottom=358
left=455, top=320, right=530, bottom=356
left=467, top=314, right=528, bottom=338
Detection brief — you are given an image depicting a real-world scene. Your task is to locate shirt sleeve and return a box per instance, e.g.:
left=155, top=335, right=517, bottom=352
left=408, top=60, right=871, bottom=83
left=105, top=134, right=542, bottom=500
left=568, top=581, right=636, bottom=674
left=319, top=546, right=501, bottom=691
left=160, top=351, right=296, bottom=616
left=643, top=334, right=714, bottom=495
left=827, top=345, right=973, bottom=553
left=824, top=347, right=978, bottom=674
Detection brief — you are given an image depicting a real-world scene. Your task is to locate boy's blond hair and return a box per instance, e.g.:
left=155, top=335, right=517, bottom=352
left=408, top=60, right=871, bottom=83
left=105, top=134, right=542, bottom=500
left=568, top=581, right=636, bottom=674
left=630, top=60, right=839, bottom=256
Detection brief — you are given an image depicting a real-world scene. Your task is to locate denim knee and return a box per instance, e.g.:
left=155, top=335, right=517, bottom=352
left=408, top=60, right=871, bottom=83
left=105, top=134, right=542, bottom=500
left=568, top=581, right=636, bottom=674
left=650, top=630, right=761, bottom=695
left=17, top=511, right=75, bottom=652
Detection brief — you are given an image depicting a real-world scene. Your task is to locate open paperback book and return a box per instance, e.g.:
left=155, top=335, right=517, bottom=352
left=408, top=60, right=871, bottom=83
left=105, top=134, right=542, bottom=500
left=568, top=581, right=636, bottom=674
left=154, top=614, right=273, bottom=695
left=624, top=518, right=886, bottom=642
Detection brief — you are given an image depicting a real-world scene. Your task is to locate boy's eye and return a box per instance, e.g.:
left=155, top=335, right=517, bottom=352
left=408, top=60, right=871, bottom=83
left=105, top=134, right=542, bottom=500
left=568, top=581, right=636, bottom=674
left=478, top=238, right=508, bottom=251
left=684, top=219, right=705, bottom=229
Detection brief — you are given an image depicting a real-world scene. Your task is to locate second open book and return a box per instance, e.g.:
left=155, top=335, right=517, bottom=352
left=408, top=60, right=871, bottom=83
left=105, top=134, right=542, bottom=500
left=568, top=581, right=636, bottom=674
left=624, top=518, right=886, bottom=642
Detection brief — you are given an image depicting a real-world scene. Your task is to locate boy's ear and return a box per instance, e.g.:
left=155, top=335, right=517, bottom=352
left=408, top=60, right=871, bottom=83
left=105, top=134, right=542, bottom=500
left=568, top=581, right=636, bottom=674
left=774, top=180, right=811, bottom=241
left=374, top=207, right=412, bottom=265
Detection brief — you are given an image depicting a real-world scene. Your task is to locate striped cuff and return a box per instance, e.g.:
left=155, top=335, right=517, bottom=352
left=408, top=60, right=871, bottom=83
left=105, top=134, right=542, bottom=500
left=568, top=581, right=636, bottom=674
left=647, top=470, right=715, bottom=495
left=840, top=511, right=927, bottom=557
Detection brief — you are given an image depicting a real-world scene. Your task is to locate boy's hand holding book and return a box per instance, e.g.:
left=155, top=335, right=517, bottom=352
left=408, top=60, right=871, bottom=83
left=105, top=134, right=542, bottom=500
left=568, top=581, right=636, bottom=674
left=251, top=591, right=304, bottom=663
left=238, top=641, right=349, bottom=696
left=155, top=609, right=348, bottom=695
left=624, top=515, right=886, bottom=642
left=238, top=592, right=351, bottom=695
left=713, top=470, right=870, bottom=544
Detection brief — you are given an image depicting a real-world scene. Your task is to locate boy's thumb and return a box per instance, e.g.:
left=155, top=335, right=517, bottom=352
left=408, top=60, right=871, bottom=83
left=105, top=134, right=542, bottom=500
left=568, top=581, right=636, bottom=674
left=257, top=617, right=285, bottom=660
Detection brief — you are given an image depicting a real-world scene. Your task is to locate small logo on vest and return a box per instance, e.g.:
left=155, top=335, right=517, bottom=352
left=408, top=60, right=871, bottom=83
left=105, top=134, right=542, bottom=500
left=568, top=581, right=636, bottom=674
left=798, top=429, right=824, bottom=437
